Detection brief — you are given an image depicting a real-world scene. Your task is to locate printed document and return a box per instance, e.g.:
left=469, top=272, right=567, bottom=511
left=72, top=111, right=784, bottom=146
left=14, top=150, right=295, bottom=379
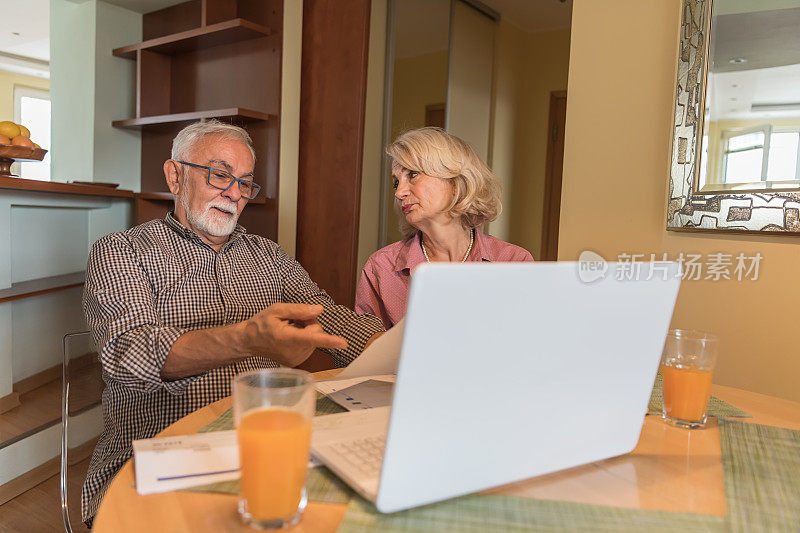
left=133, top=431, right=239, bottom=495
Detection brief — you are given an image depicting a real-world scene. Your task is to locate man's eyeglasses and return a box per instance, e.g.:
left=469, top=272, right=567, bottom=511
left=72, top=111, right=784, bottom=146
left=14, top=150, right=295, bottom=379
left=175, top=160, right=262, bottom=199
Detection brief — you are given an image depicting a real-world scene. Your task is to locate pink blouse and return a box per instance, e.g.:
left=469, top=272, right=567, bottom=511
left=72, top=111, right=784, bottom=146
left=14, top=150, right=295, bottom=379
left=355, top=230, right=534, bottom=328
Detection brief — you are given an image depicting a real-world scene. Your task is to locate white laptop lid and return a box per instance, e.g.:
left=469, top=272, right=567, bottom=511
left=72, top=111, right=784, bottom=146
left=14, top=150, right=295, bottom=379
left=375, top=262, right=681, bottom=512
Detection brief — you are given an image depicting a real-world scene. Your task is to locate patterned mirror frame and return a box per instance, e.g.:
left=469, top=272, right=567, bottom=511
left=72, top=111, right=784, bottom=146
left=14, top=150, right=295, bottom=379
left=666, top=0, right=800, bottom=234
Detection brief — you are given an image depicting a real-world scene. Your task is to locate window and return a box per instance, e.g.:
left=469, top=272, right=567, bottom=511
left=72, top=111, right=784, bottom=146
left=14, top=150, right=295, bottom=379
left=722, top=125, right=800, bottom=184
left=722, top=125, right=770, bottom=184
left=766, top=130, right=800, bottom=182
left=13, top=86, right=51, bottom=181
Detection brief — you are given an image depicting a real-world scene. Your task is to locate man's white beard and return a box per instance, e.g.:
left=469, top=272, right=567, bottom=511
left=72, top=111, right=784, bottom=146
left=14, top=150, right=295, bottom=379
left=180, top=190, right=240, bottom=237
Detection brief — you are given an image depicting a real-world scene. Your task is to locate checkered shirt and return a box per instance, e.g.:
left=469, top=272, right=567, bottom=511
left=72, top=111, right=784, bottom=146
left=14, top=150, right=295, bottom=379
left=80, top=213, right=384, bottom=522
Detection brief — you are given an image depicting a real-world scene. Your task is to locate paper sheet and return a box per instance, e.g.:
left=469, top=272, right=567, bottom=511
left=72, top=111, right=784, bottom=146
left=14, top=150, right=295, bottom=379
left=334, top=319, right=405, bottom=380
left=325, top=379, right=395, bottom=410
left=133, top=431, right=239, bottom=495
left=133, top=430, right=324, bottom=495
left=315, top=374, right=396, bottom=396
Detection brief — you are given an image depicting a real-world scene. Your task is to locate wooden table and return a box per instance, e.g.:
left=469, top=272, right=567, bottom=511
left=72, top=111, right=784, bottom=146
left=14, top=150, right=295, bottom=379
left=92, top=372, right=800, bottom=532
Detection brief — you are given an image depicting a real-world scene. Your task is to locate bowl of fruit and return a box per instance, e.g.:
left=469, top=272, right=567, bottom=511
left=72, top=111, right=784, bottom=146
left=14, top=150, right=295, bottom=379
left=0, top=121, right=47, bottom=178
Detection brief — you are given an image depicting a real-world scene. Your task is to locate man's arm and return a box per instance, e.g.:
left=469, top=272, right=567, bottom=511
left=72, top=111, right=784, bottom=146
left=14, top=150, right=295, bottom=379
left=85, top=234, right=349, bottom=393
left=276, top=244, right=386, bottom=367
left=160, top=303, right=347, bottom=380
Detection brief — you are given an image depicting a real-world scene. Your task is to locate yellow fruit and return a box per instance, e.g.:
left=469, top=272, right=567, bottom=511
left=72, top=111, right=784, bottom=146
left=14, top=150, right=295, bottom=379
left=0, top=121, right=20, bottom=139
left=18, top=125, right=30, bottom=138
left=0, top=134, right=10, bottom=145
left=33, top=143, right=41, bottom=149
left=11, top=136, right=34, bottom=148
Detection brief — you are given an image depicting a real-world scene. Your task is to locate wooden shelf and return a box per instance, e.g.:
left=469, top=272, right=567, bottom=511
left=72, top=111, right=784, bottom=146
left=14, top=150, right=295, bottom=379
left=112, top=18, right=274, bottom=60
left=113, top=107, right=270, bottom=128
left=136, top=191, right=174, bottom=201
left=0, top=355, right=102, bottom=450
left=134, top=191, right=270, bottom=205
left=0, top=272, right=85, bottom=304
left=0, top=176, right=134, bottom=198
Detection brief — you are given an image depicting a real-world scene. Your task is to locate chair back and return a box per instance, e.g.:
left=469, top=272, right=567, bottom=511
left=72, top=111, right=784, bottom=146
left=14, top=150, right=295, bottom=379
left=61, top=331, right=93, bottom=533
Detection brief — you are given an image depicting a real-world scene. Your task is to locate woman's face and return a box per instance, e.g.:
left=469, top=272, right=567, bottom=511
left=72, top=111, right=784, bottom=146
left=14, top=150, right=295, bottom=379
left=393, top=165, right=454, bottom=229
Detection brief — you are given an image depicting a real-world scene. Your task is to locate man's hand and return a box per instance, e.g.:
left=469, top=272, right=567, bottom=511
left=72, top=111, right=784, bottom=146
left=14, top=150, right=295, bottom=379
left=241, top=303, right=348, bottom=367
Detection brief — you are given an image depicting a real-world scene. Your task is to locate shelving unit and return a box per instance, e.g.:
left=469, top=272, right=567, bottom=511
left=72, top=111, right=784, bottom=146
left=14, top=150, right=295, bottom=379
left=113, top=0, right=282, bottom=237
left=112, top=107, right=270, bottom=129
left=111, top=18, right=274, bottom=59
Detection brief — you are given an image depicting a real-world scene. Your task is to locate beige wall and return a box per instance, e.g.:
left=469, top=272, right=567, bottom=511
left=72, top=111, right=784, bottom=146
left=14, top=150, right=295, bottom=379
left=385, top=49, right=449, bottom=244
left=490, top=22, right=570, bottom=258
left=560, top=0, right=800, bottom=402
left=390, top=50, right=449, bottom=140
left=0, top=71, right=49, bottom=126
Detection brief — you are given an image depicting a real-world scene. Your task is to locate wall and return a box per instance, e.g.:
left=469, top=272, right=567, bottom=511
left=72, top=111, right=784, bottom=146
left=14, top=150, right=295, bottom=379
left=447, top=0, right=494, bottom=162
left=490, top=22, right=571, bottom=258
left=559, top=0, right=800, bottom=402
left=385, top=49, right=449, bottom=244
left=50, top=0, right=141, bottom=188
left=92, top=1, right=141, bottom=189
left=50, top=0, right=96, bottom=181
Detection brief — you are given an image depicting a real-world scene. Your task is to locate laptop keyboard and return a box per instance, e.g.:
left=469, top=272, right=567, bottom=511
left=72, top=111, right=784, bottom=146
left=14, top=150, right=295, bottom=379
left=327, top=435, right=386, bottom=477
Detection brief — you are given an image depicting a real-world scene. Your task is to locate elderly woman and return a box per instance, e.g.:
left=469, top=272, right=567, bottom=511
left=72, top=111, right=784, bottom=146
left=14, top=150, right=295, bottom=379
left=356, top=127, right=533, bottom=328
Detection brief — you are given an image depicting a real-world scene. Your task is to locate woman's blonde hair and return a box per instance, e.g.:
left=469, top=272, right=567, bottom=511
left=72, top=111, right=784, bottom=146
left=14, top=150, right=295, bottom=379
left=386, top=127, right=502, bottom=238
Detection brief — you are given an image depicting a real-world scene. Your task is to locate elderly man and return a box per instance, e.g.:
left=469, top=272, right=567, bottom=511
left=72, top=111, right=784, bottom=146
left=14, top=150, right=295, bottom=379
left=80, top=120, right=384, bottom=524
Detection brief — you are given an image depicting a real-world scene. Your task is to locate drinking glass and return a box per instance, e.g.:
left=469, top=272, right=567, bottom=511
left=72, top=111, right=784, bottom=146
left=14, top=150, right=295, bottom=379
left=660, top=329, right=720, bottom=429
left=233, top=368, right=315, bottom=529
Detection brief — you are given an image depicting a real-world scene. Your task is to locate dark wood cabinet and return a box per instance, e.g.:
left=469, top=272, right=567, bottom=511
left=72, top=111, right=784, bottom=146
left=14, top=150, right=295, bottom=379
left=112, top=0, right=282, bottom=239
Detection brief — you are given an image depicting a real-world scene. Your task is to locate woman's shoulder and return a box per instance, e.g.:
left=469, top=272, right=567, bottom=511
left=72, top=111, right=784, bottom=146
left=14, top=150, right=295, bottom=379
left=478, top=232, right=534, bottom=262
left=364, top=236, right=416, bottom=271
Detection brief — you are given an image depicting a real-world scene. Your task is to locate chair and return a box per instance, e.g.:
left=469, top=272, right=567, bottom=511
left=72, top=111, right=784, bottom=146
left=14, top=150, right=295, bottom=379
left=61, top=331, right=93, bottom=533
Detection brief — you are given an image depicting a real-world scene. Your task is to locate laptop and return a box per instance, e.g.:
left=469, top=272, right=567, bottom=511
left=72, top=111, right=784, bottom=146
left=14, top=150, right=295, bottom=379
left=311, top=261, right=681, bottom=513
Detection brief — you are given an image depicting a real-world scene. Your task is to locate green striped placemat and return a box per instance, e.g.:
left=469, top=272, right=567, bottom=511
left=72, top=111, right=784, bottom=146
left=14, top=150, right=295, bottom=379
left=336, top=494, right=724, bottom=532
left=719, top=420, right=800, bottom=531
left=196, top=394, right=348, bottom=434
left=648, top=373, right=750, bottom=419
left=336, top=421, right=800, bottom=532
left=185, top=393, right=352, bottom=503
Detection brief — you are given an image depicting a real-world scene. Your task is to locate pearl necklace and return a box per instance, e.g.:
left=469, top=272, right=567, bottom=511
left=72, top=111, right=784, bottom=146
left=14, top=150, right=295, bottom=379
left=421, top=229, right=474, bottom=263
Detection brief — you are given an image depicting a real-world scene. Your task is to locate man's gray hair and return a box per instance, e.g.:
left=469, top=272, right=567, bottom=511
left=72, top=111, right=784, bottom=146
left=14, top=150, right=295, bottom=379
left=170, top=119, right=256, bottom=163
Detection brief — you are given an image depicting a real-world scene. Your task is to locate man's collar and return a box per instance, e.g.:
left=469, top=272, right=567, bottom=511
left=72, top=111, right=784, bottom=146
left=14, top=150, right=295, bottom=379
left=164, top=211, right=247, bottom=249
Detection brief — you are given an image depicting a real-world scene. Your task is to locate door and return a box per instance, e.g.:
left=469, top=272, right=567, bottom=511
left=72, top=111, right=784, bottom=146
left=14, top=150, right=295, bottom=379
left=540, top=91, right=567, bottom=261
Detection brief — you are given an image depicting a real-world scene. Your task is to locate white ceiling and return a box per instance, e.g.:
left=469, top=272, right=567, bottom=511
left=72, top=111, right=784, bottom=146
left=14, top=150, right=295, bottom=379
left=710, top=5, right=800, bottom=120
left=0, top=0, right=50, bottom=62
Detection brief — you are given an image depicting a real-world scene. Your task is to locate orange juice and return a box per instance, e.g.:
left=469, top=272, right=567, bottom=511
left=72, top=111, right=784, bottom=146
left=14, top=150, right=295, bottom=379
left=661, top=364, right=714, bottom=421
left=238, top=408, right=312, bottom=520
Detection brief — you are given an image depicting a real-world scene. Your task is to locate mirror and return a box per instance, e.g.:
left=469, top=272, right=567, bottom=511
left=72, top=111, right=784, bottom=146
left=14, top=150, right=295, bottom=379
left=667, top=0, right=800, bottom=233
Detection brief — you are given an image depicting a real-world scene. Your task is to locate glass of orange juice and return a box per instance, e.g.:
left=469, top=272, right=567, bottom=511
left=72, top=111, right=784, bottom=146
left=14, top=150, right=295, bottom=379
left=233, top=369, right=315, bottom=529
left=660, top=329, right=719, bottom=429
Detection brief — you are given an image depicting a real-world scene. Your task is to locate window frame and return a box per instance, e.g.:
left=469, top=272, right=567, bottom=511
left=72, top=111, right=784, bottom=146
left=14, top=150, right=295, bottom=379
left=721, top=124, right=772, bottom=183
